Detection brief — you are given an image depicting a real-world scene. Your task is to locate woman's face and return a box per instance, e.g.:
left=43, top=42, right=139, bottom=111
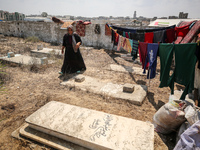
left=68, top=28, right=73, bottom=35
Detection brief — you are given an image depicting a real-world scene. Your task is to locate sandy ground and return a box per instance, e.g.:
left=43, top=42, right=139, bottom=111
left=0, top=36, right=178, bottom=150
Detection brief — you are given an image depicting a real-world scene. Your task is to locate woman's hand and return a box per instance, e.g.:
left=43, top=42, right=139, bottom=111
left=61, top=46, right=65, bottom=54
left=76, top=42, right=81, bottom=49
left=75, top=44, right=79, bottom=49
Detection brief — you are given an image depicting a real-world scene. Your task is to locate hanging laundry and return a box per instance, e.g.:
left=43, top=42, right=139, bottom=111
left=131, top=40, right=139, bottom=61
left=124, top=38, right=132, bottom=53
left=94, top=24, right=101, bottom=34
left=76, top=23, right=86, bottom=37
left=196, top=45, right=200, bottom=69
left=159, top=43, right=174, bottom=88
left=115, top=33, right=119, bottom=46
left=105, top=24, right=111, bottom=36
left=159, top=43, right=197, bottom=99
left=123, top=31, right=126, bottom=37
left=131, top=32, right=145, bottom=42
left=174, top=25, right=190, bottom=44
left=125, top=32, right=130, bottom=38
left=173, top=43, right=197, bottom=99
left=137, top=25, right=175, bottom=33
left=117, top=35, right=125, bottom=51
left=153, top=30, right=165, bottom=43
left=175, top=25, right=190, bottom=38
left=111, top=29, right=115, bottom=43
left=165, top=28, right=175, bottom=43
left=143, top=43, right=159, bottom=79
left=144, top=32, right=154, bottom=43
left=194, top=42, right=200, bottom=91
left=181, top=20, right=200, bottom=44
left=117, top=30, right=123, bottom=36
left=139, top=42, right=149, bottom=69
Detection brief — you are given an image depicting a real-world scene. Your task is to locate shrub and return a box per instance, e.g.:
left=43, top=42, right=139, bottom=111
left=25, top=36, right=40, bottom=43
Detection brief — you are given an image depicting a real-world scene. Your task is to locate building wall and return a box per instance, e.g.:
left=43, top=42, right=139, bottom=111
left=0, top=21, right=113, bottom=50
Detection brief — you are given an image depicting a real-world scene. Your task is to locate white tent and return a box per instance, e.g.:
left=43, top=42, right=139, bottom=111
left=149, top=19, right=199, bottom=27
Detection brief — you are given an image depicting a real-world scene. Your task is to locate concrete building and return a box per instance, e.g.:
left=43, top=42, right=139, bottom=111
left=0, top=10, right=25, bottom=21
left=169, top=16, right=178, bottom=19
left=133, top=11, right=136, bottom=19
left=179, top=12, right=188, bottom=19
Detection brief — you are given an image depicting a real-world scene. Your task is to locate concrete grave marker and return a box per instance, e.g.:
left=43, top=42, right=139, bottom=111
left=31, top=48, right=62, bottom=58
left=61, top=75, right=147, bottom=105
left=109, top=64, right=146, bottom=76
left=0, top=55, right=54, bottom=65
left=25, top=101, right=154, bottom=150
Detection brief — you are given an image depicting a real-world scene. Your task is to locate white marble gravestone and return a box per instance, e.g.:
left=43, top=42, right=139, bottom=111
left=26, top=101, right=154, bottom=150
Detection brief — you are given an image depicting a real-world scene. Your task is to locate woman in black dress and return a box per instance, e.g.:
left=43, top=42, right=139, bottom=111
left=60, top=25, right=86, bottom=74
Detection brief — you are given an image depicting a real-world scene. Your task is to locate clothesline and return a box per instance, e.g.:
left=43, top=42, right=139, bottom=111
left=106, top=23, right=200, bottom=100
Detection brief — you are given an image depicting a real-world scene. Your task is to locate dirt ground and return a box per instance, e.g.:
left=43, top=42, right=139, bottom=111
left=0, top=36, right=179, bottom=150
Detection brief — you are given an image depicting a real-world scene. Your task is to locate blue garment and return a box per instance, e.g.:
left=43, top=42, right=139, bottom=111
left=143, top=43, right=159, bottom=79
left=129, top=39, right=133, bottom=48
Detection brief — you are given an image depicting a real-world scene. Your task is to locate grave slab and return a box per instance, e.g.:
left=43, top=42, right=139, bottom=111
left=12, top=123, right=88, bottom=150
left=0, top=55, right=54, bottom=65
left=26, top=101, right=154, bottom=150
left=109, top=64, right=146, bottom=76
left=61, top=75, right=147, bottom=105
left=31, top=48, right=62, bottom=58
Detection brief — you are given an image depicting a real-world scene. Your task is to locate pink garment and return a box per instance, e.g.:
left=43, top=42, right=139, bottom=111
left=117, top=36, right=123, bottom=51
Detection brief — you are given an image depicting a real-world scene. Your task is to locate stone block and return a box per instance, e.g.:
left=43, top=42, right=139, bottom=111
left=8, top=52, right=15, bottom=58
left=37, top=45, right=43, bottom=50
left=75, top=75, right=85, bottom=82
left=40, top=57, right=48, bottom=64
left=25, top=101, right=154, bottom=150
left=123, top=83, right=135, bottom=93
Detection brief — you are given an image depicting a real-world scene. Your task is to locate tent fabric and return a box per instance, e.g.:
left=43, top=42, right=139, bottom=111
left=181, top=20, right=200, bottom=44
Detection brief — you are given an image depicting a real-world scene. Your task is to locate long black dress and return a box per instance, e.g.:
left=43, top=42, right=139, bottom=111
left=61, top=34, right=86, bottom=74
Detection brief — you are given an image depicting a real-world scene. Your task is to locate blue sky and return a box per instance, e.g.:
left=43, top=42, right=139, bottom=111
left=0, top=0, right=199, bottom=18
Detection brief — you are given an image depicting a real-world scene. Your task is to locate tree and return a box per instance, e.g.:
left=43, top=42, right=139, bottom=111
left=41, top=12, right=48, bottom=17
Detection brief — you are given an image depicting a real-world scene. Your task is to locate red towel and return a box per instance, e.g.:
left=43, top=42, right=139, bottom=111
left=139, top=42, right=149, bottom=69
left=144, top=32, right=154, bottom=43
left=174, top=25, right=190, bottom=44
left=175, top=25, right=190, bottom=38
left=166, top=28, right=175, bottom=43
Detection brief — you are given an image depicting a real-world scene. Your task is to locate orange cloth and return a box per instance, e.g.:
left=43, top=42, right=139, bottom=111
left=61, top=21, right=74, bottom=29
left=105, top=24, right=111, bottom=36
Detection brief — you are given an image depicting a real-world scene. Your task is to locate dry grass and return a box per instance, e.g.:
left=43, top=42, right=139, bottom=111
left=25, top=36, right=40, bottom=43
